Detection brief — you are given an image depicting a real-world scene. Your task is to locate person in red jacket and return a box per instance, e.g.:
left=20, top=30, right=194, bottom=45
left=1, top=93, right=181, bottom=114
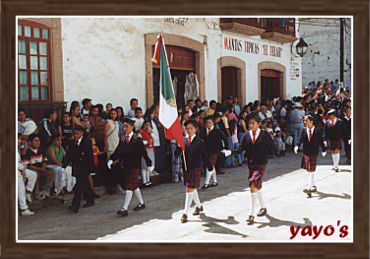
left=138, top=120, right=156, bottom=187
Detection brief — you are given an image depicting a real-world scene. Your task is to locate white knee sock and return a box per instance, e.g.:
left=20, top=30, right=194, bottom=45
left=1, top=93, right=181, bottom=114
left=249, top=192, right=258, bottom=217
left=332, top=153, right=340, bottom=167
left=122, top=190, right=133, bottom=210
left=205, top=169, right=212, bottom=185
left=183, top=192, right=194, bottom=215
left=141, top=169, right=147, bottom=184
left=193, top=189, right=201, bottom=208
left=308, top=172, right=314, bottom=189
left=257, top=190, right=265, bottom=209
left=212, top=169, right=217, bottom=183
left=134, top=188, right=144, bottom=204
left=146, top=169, right=150, bottom=183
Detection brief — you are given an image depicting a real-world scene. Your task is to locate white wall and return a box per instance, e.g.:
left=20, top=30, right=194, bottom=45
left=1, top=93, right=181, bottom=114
left=300, top=18, right=351, bottom=88
left=220, top=32, right=302, bottom=102
left=61, top=18, right=302, bottom=111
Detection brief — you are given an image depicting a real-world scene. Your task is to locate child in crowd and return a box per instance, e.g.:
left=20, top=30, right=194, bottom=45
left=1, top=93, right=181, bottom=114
left=134, top=107, right=145, bottom=132
left=139, top=120, right=156, bottom=187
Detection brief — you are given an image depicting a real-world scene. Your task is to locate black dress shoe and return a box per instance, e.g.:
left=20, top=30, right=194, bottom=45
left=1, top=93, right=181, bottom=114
left=82, top=201, right=95, bottom=208
left=210, top=182, right=218, bottom=187
left=181, top=214, right=188, bottom=223
left=68, top=206, right=78, bottom=213
left=303, top=188, right=312, bottom=198
left=193, top=206, right=204, bottom=216
left=257, top=208, right=267, bottom=217
left=246, top=215, right=255, bottom=225
left=117, top=209, right=128, bottom=217
left=133, top=203, right=146, bottom=211
left=201, top=184, right=209, bottom=190
left=311, top=186, right=318, bottom=193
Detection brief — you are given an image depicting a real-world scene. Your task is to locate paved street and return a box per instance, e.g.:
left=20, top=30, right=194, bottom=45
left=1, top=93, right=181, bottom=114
left=18, top=151, right=352, bottom=241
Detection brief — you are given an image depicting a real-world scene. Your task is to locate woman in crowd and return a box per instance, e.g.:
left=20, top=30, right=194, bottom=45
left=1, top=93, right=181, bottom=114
left=104, top=108, right=120, bottom=160
left=115, top=106, right=125, bottom=138
left=46, top=135, right=76, bottom=195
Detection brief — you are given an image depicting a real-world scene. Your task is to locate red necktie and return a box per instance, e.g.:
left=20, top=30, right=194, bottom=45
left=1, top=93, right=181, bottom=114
left=309, top=129, right=312, bottom=141
left=252, top=131, right=256, bottom=144
left=125, top=135, right=130, bottom=144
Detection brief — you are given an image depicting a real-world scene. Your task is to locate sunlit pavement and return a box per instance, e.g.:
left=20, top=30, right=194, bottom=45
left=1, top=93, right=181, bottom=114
left=98, top=165, right=352, bottom=242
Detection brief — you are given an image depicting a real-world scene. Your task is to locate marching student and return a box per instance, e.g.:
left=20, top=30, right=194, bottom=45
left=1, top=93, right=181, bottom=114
left=341, top=107, right=351, bottom=164
left=181, top=120, right=212, bottom=224
left=239, top=111, right=276, bottom=225
left=62, top=126, right=95, bottom=213
left=294, top=115, right=327, bottom=198
left=324, top=109, right=348, bottom=172
left=107, top=118, right=154, bottom=217
left=200, top=115, right=230, bottom=189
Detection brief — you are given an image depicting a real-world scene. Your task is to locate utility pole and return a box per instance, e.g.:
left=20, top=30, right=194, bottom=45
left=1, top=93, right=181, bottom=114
left=339, top=18, right=344, bottom=83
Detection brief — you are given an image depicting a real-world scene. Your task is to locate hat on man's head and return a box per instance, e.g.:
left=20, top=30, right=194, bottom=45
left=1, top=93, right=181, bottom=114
left=73, top=125, right=86, bottom=132
left=327, top=109, right=337, bottom=116
left=123, top=117, right=136, bottom=126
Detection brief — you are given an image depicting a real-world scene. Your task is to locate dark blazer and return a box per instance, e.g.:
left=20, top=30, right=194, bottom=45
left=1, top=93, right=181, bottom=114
left=240, top=130, right=276, bottom=165
left=184, top=135, right=211, bottom=171
left=324, top=119, right=348, bottom=140
left=200, top=127, right=229, bottom=154
left=297, top=127, right=326, bottom=156
left=341, top=116, right=351, bottom=139
left=110, top=134, right=152, bottom=169
left=62, top=136, right=94, bottom=177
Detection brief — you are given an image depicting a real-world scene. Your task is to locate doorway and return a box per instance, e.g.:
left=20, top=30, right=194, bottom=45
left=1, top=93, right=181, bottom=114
left=221, top=66, right=241, bottom=102
left=260, top=69, right=282, bottom=103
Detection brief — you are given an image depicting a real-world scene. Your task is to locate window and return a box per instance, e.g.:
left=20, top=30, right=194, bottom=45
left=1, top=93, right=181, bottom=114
left=18, top=20, right=51, bottom=102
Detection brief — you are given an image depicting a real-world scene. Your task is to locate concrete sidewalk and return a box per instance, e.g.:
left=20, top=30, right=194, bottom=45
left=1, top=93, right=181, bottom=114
left=98, top=165, right=352, bottom=242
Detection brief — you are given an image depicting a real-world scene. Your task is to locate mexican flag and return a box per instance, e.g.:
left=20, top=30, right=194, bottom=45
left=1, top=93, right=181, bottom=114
left=152, top=33, right=185, bottom=151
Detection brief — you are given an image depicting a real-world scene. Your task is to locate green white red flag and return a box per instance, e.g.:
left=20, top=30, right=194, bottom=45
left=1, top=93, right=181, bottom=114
left=152, top=33, right=185, bottom=151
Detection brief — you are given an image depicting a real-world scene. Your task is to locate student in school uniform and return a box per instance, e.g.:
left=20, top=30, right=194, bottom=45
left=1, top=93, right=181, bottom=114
left=200, top=115, right=230, bottom=189
left=239, top=111, right=276, bottom=225
left=324, top=109, right=348, bottom=172
left=341, top=107, right=351, bottom=164
left=294, top=115, right=327, bottom=198
left=181, top=120, right=213, bottom=224
left=107, top=118, right=154, bottom=217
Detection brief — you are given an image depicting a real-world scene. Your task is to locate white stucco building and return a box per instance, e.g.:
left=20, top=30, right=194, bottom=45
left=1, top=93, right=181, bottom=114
left=299, top=18, right=351, bottom=89
left=18, top=17, right=303, bottom=118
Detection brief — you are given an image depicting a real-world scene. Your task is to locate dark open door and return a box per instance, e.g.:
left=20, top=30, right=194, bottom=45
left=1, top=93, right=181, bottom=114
left=261, top=69, right=281, bottom=103
left=221, top=66, right=241, bottom=102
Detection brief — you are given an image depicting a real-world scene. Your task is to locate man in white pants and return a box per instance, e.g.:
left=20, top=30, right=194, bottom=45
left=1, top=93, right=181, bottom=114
left=18, top=133, right=37, bottom=216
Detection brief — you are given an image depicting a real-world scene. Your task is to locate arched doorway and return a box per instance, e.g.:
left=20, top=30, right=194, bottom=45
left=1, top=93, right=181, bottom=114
left=258, top=61, right=286, bottom=103
left=145, top=33, right=205, bottom=108
left=221, top=66, right=241, bottom=102
left=152, top=45, right=196, bottom=108
left=261, top=69, right=282, bottom=103
left=217, top=56, right=246, bottom=105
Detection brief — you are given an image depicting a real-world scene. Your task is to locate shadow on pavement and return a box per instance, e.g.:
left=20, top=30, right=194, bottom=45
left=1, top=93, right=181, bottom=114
left=199, top=214, right=248, bottom=238
left=315, top=191, right=351, bottom=200
left=255, top=214, right=313, bottom=229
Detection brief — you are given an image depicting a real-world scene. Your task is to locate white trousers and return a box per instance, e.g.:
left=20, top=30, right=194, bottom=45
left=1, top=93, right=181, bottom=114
left=46, top=165, right=76, bottom=194
left=18, top=170, right=37, bottom=210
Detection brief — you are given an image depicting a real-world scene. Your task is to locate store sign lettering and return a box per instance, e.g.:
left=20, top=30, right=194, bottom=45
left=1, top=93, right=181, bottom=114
left=223, top=36, right=282, bottom=57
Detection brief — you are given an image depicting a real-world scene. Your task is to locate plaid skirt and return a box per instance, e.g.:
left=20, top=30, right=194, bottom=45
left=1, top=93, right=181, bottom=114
left=124, top=168, right=140, bottom=191
left=247, top=164, right=266, bottom=190
left=185, top=168, right=201, bottom=188
left=301, top=155, right=318, bottom=172
left=208, top=153, right=219, bottom=168
left=328, top=139, right=342, bottom=151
